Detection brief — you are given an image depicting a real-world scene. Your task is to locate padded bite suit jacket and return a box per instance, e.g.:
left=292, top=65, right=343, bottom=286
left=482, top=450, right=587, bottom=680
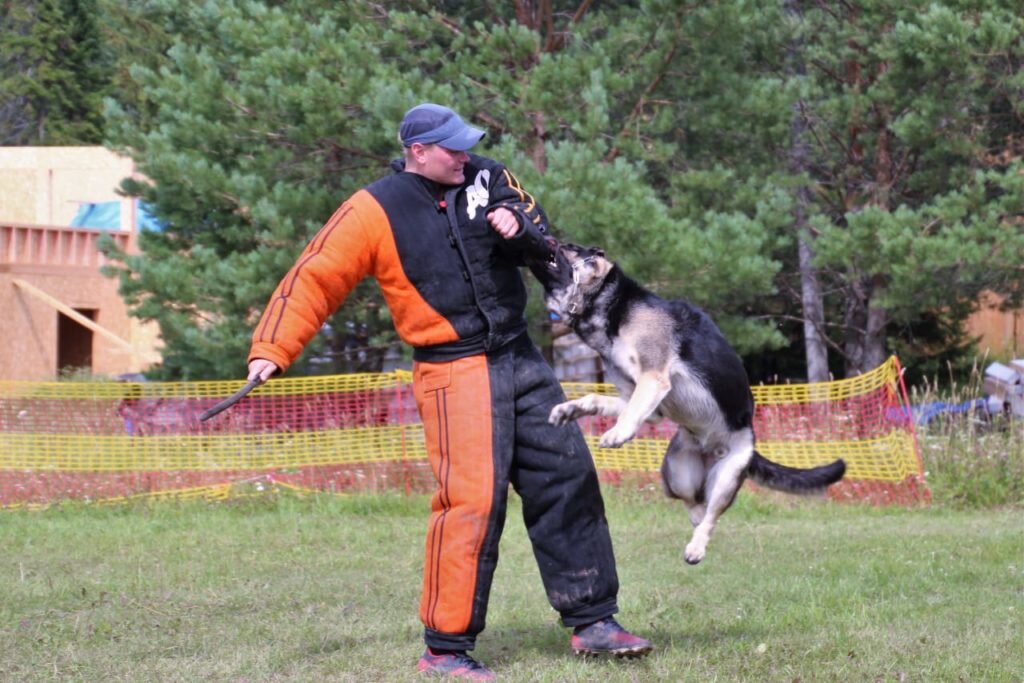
left=250, top=154, right=553, bottom=369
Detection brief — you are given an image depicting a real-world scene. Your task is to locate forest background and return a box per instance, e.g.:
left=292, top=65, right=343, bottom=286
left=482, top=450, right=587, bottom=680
left=2, top=0, right=1022, bottom=383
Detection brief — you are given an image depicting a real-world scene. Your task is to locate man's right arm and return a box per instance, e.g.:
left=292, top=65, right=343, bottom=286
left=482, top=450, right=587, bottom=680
left=247, top=194, right=376, bottom=376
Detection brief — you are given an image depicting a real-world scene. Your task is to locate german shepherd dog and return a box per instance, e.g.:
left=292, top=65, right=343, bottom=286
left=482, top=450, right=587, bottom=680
left=528, top=242, right=846, bottom=565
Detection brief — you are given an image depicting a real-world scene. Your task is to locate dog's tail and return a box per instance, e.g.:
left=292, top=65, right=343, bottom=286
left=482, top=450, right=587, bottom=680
left=746, top=451, right=846, bottom=494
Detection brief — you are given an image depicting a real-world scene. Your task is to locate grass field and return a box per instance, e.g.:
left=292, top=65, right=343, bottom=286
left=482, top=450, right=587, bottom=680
left=1, top=487, right=1021, bottom=682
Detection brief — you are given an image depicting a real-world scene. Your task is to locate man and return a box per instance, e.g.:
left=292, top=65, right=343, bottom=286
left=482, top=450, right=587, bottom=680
left=247, top=103, right=652, bottom=680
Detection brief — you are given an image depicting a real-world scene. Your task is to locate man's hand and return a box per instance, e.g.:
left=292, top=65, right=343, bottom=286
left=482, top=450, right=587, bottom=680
left=248, top=358, right=279, bottom=383
left=487, top=207, right=521, bottom=239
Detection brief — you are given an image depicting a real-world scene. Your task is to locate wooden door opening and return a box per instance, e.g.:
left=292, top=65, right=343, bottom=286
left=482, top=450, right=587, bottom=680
left=57, top=308, right=96, bottom=374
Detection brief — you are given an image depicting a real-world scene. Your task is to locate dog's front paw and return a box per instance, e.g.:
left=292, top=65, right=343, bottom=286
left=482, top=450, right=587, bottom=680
left=598, top=424, right=636, bottom=448
left=549, top=401, right=582, bottom=426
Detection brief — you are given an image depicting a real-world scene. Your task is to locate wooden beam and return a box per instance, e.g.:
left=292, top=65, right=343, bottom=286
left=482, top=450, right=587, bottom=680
left=12, top=278, right=135, bottom=352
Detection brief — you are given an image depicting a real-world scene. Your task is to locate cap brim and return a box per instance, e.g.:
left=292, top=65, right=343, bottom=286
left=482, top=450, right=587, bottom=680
left=437, top=126, right=485, bottom=151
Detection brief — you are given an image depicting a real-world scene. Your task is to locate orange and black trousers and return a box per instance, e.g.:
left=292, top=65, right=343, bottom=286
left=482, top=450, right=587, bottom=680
left=412, top=334, right=620, bottom=651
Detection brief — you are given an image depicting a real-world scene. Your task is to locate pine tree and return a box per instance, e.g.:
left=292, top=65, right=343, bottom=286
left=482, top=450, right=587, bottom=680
left=794, top=0, right=1024, bottom=375
left=0, top=0, right=109, bottom=144
left=99, top=0, right=1023, bottom=380
left=102, top=1, right=406, bottom=379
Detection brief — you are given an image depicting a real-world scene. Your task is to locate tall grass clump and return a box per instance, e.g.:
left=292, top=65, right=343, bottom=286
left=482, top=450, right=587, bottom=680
left=909, top=359, right=1024, bottom=508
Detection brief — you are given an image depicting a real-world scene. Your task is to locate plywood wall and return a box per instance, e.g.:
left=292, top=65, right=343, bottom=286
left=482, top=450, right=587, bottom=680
left=0, top=146, right=137, bottom=226
left=0, top=266, right=161, bottom=380
left=966, top=291, right=1023, bottom=358
left=0, top=147, right=161, bottom=380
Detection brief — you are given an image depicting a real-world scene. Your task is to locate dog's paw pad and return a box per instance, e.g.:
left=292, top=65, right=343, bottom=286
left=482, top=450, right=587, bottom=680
left=598, top=427, right=633, bottom=448
left=548, top=403, right=576, bottom=425
left=684, top=543, right=705, bottom=565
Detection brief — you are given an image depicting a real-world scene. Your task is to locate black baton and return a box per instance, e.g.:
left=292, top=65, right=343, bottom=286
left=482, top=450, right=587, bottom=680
left=199, top=378, right=263, bottom=422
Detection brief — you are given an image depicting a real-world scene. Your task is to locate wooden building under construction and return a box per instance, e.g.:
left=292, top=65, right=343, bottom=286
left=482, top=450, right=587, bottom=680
left=0, top=147, right=160, bottom=381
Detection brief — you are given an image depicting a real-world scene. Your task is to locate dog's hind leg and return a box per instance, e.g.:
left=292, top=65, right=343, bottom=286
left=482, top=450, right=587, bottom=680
left=549, top=393, right=624, bottom=426
left=683, top=429, right=754, bottom=565
left=660, top=430, right=707, bottom=528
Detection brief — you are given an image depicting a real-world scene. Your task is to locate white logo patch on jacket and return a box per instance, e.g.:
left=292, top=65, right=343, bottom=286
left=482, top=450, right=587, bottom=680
left=465, top=169, right=491, bottom=220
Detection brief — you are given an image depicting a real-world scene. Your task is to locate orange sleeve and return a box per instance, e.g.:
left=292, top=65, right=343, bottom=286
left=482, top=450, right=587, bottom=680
left=249, top=189, right=461, bottom=373
left=248, top=191, right=377, bottom=372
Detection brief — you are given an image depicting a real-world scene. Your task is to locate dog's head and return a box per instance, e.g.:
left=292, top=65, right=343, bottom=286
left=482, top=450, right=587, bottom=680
left=526, top=239, right=614, bottom=323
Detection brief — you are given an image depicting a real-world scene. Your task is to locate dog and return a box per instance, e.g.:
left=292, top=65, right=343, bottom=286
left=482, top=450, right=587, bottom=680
left=527, top=241, right=846, bottom=565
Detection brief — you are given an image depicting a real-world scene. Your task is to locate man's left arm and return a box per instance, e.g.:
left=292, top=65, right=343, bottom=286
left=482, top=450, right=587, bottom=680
left=485, top=167, right=555, bottom=260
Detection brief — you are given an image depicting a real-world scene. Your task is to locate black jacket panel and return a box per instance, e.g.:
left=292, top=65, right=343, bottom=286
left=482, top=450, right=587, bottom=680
left=366, top=154, right=551, bottom=360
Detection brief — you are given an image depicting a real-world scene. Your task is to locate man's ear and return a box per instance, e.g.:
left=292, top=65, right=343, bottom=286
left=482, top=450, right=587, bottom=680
left=408, top=142, right=430, bottom=163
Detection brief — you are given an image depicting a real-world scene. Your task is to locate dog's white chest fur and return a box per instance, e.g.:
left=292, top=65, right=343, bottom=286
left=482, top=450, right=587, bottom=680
left=604, top=308, right=729, bottom=446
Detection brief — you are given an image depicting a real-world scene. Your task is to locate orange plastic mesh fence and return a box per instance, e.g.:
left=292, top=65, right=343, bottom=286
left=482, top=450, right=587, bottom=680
left=0, top=357, right=927, bottom=509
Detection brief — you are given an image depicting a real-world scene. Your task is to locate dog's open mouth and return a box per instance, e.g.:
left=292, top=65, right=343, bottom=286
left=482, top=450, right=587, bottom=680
left=543, top=238, right=561, bottom=270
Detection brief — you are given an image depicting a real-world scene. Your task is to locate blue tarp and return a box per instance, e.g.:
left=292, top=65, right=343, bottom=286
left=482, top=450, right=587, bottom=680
left=69, top=199, right=164, bottom=231
left=886, top=398, right=999, bottom=426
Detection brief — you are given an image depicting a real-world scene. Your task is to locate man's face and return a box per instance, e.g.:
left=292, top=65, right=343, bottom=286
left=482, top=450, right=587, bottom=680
left=411, top=143, right=470, bottom=185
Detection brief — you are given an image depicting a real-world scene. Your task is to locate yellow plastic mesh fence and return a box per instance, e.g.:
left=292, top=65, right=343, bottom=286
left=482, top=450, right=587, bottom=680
left=0, top=357, right=927, bottom=509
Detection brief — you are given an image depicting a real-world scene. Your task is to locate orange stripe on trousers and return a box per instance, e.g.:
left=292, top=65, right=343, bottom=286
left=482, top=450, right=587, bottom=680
left=413, top=355, right=494, bottom=635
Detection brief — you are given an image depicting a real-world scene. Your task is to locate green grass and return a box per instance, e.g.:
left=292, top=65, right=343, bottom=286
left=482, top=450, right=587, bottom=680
left=1, top=489, right=1021, bottom=682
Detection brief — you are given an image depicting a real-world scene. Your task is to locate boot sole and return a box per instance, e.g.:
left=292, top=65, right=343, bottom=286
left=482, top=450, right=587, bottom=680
left=572, top=645, right=653, bottom=659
